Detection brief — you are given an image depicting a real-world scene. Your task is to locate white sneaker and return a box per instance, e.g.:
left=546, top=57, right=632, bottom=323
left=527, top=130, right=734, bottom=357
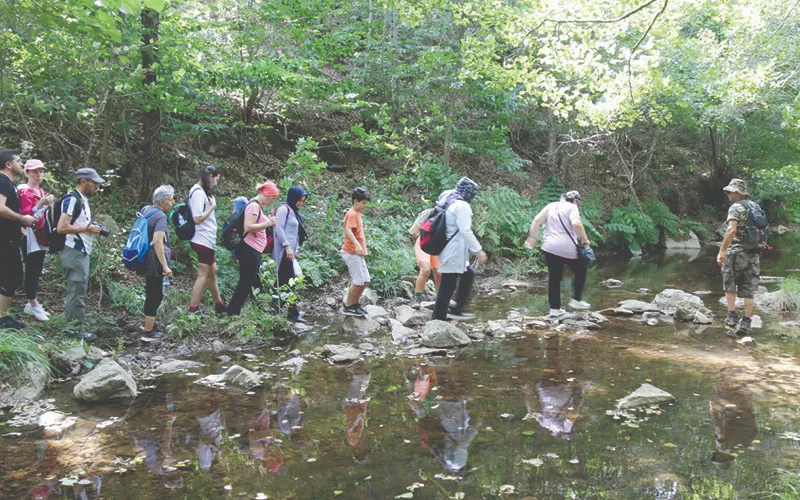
left=568, top=299, right=591, bottom=310
left=24, top=304, right=49, bottom=322
left=548, top=308, right=567, bottom=318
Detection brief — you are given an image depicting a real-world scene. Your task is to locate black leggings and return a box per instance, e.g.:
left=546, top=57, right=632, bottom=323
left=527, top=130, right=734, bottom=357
left=432, top=265, right=476, bottom=320
left=278, top=255, right=300, bottom=316
left=144, top=275, right=163, bottom=317
left=544, top=251, right=587, bottom=310
left=228, top=244, right=263, bottom=315
left=24, top=250, right=46, bottom=301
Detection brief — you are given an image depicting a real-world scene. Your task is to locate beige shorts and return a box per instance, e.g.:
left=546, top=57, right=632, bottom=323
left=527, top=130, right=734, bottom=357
left=341, top=251, right=371, bottom=286
left=414, top=237, right=440, bottom=269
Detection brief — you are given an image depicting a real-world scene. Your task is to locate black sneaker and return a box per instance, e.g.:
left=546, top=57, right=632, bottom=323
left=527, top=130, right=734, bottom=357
left=736, top=317, right=752, bottom=337
left=343, top=305, right=366, bottom=317
left=66, top=331, right=97, bottom=342
left=724, top=311, right=738, bottom=327
left=289, top=313, right=309, bottom=324
left=448, top=308, right=476, bottom=320
left=0, top=315, right=25, bottom=330
left=142, top=327, right=166, bottom=340
left=355, top=306, right=370, bottom=317
left=215, top=302, right=228, bottom=316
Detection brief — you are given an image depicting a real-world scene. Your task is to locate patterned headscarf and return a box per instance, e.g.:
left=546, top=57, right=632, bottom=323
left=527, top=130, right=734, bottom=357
left=560, top=190, right=582, bottom=204
left=454, top=177, right=479, bottom=203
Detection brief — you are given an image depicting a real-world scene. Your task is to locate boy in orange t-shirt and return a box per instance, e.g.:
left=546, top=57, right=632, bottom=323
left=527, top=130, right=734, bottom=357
left=341, top=187, right=371, bottom=316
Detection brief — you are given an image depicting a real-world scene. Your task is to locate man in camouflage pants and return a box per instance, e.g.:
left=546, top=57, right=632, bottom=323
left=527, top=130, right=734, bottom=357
left=717, top=179, right=759, bottom=336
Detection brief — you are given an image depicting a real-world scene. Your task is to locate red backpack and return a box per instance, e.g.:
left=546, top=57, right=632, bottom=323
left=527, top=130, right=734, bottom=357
left=419, top=198, right=458, bottom=255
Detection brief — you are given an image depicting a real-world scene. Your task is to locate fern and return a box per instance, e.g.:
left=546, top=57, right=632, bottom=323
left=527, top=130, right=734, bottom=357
left=474, top=185, right=536, bottom=254
left=532, top=178, right=566, bottom=213
left=579, top=189, right=605, bottom=243
left=608, top=204, right=658, bottom=253
left=643, top=199, right=681, bottom=237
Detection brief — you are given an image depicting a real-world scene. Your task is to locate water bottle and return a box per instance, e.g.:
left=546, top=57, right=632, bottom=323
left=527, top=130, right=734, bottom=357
left=162, top=276, right=170, bottom=296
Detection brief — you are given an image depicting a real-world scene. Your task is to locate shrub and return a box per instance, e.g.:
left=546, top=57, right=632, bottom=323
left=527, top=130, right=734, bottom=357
left=474, top=185, right=536, bottom=255
left=415, top=161, right=460, bottom=197
left=0, top=332, right=49, bottom=381
left=606, top=203, right=659, bottom=253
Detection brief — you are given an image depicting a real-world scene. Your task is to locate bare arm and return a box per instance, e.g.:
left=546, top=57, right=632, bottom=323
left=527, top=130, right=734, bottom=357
left=192, top=194, right=216, bottom=224
left=571, top=219, right=590, bottom=247
left=57, top=212, right=100, bottom=234
left=152, top=230, right=172, bottom=277
left=0, top=193, right=36, bottom=227
left=345, top=226, right=365, bottom=256
left=244, top=210, right=273, bottom=232
left=717, top=221, right=737, bottom=266
left=524, top=207, right=548, bottom=249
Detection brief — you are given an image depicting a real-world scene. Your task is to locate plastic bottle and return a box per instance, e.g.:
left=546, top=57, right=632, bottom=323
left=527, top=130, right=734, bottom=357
left=162, top=276, right=170, bottom=296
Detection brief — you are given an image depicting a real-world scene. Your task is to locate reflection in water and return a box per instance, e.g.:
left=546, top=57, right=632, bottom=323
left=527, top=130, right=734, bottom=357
left=524, top=336, right=587, bottom=438
left=131, top=414, right=184, bottom=489
left=710, top=369, right=758, bottom=468
left=343, top=368, right=371, bottom=461
left=197, top=409, right=222, bottom=471
left=278, top=390, right=303, bottom=436
left=408, top=365, right=437, bottom=418
left=418, top=400, right=479, bottom=474
left=247, top=387, right=305, bottom=472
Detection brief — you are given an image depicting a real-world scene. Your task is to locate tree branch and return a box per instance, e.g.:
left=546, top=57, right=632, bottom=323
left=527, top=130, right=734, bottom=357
left=628, top=0, right=669, bottom=102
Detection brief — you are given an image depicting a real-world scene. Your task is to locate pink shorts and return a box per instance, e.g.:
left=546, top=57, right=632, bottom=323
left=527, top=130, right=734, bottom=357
left=414, top=238, right=440, bottom=269
left=191, top=243, right=216, bottom=266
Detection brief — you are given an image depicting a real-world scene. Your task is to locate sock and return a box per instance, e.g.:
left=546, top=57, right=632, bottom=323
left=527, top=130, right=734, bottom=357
left=415, top=292, right=424, bottom=298
left=188, top=305, right=199, bottom=312
left=743, top=316, right=752, bottom=321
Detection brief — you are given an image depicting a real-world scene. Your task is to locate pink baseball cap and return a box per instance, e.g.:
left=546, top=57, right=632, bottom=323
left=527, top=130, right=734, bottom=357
left=24, top=159, right=45, bottom=171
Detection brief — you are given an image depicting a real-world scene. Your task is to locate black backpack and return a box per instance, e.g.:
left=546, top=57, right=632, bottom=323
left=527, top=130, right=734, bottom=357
left=221, top=200, right=260, bottom=251
left=43, top=190, right=82, bottom=253
left=419, top=196, right=458, bottom=256
left=739, top=199, right=770, bottom=254
left=171, top=186, right=202, bottom=240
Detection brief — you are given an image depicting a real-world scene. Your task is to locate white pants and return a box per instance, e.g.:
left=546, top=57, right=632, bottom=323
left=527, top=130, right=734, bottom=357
left=341, top=252, right=370, bottom=286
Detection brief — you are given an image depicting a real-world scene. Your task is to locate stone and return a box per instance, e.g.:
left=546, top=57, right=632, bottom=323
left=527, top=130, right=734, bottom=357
left=154, top=359, right=205, bottom=374
left=616, top=384, right=675, bottom=410
left=340, top=316, right=382, bottom=336
left=241, top=353, right=258, bottom=361
left=86, top=347, right=108, bottom=363
left=216, top=355, right=231, bottom=363
left=693, top=290, right=712, bottom=295
left=751, top=315, right=763, bottom=329
left=0, top=362, right=49, bottom=406
left=693, top=312, right=712, bottom=324
left=617, top=300, right=661, bottom=314
left=588, top=312, right=609, bottom=323
left=603, top=278, right=624, bottom=288
left=278, top=357, right=307, bottom=370
left=664, top=231, right=701, bottom=250
left=212, top=340, right=224, bottom=352
left=652, top=289, right=704, bottom=313
left=322, top=344, right=362, bottom=364
left=388, top=319, right=416, bottom=343
left=674, top=300, right=712, bottom=322
left=74, top=359, right=138, bottom=402
left=780, top=321, right=800, bottom=329
left=502, top=279, right=531, bottom=289
left=487, top=320, right=523, bottom=337
left=468, top=331, right=486, bottom=341
left=407, top=347, right=447, bottom=357
left=576, top=320, right=600, bottom=331
left=421, top=320, right=472, bottom=348
left=646, top=318, right=659, bottom=326
left=363, top=305, right=389, bottom=319
left=525, top=319, right=549, bottom=329
left=360, top=288, right=380, bottom=306
left=358, top=342, right=376, bottom=351
left=38, top=411, right=77, bottom=437
left=773, top=225, right=790, bottom=235
left=325, top=297, right=338, bottom=307
left=63, top=347, right=88, bottom=364
left=642, top=311, right=661, bottom=319
left=637, top=288, right=651, bottom=294
left=737, top=336, right=755, bottom=346
left=201, top=365, right=261, bottom=390
left=394, top=305, right=430, bottom=327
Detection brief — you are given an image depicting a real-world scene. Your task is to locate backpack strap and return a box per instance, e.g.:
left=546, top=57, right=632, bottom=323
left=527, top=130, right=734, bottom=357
left=67, top=190, right=83, bottom=224
left=188, top=185, right=206, bottom=212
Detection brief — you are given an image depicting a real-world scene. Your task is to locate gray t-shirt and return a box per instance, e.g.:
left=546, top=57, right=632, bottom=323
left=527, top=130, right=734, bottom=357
left=143, top=205, right=171, bottom=276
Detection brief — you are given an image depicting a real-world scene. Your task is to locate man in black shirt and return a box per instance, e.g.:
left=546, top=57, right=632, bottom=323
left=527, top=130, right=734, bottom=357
left=0, top=149, right=37, bottom=330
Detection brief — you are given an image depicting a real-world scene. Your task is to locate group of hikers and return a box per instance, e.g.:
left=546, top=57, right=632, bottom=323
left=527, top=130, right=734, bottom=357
left=0, top=147, right=765, bottom=341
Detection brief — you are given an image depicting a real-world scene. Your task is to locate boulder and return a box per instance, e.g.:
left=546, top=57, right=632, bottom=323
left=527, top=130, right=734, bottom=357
left=652, top=289, right=704, bottom=313
left=86, top=347, right=109, bottom=363
left=155, top=359, right=205, bottom=374
left=664, top=231, right=701, bottom=250
left=388, top=319, right=416, bottom=343
left=421, top=320, right=472, bottom=348
left=396, top=280, right=416, bottom=300
left=617, top=300, right=661, bottom=314
left=395, top=305, right=430, bottom=327
left=616, top=384, right=675, bottom=410
left=603, top=279, right=624, bottom=288
left=74, top=359, right=138, bottom=402
left=773, top=225, right=790, bottom=235
left=340, top=316, right=382, bottom=336
left=341, top=287, right=379, bottom=306
left=201, top=365, right=261, bottom=390
left=322, top=344, right=362, bottom=364
left=407, top=347, right=447, bottom=357
left=674, top=300, right=712, bottom=322
left=363, top=305, right=389, bottom=319
left=0, top=361, right=49, bottom=406
left=693, top=312, right=712, bottom=325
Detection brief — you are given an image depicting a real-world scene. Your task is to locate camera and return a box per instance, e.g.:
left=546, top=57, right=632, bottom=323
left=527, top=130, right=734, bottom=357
left=93, top=222, right=111, bottom=237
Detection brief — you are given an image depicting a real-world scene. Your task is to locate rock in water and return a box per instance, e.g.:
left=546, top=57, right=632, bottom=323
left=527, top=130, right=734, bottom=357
left=0, top=361, right=49, bottom=406
left=616, top=383, right=675, bottom=410
left=617, top=300, right=661, bottom=314
left=394, top=305, right=430, bottom=327
left=421, top=320, right=472, bottom=348
left=603, top=279, right=624, bottom=288
left=674, top=300, right=712, bottom=322
left=322, top=344, right=362, bottom=364
left=201, top=365, right=261, bottom=390
left=363, top=305, right=389, bottom=318
left=388, top=318, right=416, bottom=343
left=154, top=359, right=205, bottom=374
left=693, top=312, right=712, bottom=325
left=652, top=289, right=704, bottom=313
left=74, top=359, right=138, bottom=402
left=664, top=231, right=701, bottom=250
left=340, top=316, right=382, bottom=336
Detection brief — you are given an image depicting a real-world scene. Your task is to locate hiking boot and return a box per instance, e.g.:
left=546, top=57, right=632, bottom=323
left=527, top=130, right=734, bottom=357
left=448, top=308, right=476, bottom=320
left=142, top=327, right=165, bottom=340
left=0, top=315, right=25, bottom=330
left=724, top=311, right=738, bottom=327
left=568, top=299, right=591, bottom=310
left=548, top=309, right=568, bottom=319
left=66, top=331, right=97, bottom=342
left=343, top=305, right=366, bottom=317
left=24, top=304, right=50, bottom=322
left=736, top=317, right=752, bottom=337
left=411, top=296, right=423, bottom=310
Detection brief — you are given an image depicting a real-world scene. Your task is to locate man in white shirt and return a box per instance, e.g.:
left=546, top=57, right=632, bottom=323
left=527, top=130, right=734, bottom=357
left=57, top=168, right=104, bottom=340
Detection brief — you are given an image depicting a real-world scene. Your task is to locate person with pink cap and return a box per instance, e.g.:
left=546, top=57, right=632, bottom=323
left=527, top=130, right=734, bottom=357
left=17, top=159, right=55, bottom=321
left=227, top=181, right=279, bottom=315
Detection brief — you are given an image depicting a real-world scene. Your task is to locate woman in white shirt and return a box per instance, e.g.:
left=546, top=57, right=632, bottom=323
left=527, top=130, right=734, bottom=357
left=187, top=165, right=226, bottom=316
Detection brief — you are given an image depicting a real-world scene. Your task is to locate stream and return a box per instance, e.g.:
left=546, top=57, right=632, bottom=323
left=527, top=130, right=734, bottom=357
left=2, top=235, right=800, bottom=499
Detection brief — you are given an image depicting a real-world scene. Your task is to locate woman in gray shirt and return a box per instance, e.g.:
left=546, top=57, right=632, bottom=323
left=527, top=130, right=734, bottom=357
left=273, top=185, right=309, bottom=323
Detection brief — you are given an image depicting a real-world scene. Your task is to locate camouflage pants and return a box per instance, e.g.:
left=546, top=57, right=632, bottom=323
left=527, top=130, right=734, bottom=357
left=722, top=250, right=760, bottom=299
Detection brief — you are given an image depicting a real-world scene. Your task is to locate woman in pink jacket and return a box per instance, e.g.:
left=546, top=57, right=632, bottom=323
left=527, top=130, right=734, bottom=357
left=17, top=159, right=54, bottom=321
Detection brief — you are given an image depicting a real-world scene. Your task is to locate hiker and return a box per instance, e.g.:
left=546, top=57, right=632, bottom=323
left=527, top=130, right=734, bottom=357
left=273, top=185, right=309, bottom=323
left=341, top=187, right=371, bottom=317
left=718, top=179, right=762, bottom=336
left=409, top=207, right=441, bottom=309
left=57, top=168, right=106, bottom=341
left=431, top=178, right=487, bottom=321
left=141, top=185, right=175, bottom=340
left=17, top=159, right=55, bottom=322
left=188, top=165, right=226, bottom=316
left=0, top=150, right=37, bottom=330
left=227, top=181, right=279, bottom=315
left=524, top=190, right=591, bottom=318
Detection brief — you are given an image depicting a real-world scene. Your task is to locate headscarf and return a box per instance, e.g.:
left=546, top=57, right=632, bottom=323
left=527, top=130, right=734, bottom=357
left=560, top=190, right=582, bottom=204
left=454, top=177, right=479, bottom=203
left=285, top=185, right=309, bottom=245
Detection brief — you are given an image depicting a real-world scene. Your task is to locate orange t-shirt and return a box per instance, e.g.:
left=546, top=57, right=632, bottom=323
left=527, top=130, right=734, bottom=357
left=342, top=208, right=367, bottom=255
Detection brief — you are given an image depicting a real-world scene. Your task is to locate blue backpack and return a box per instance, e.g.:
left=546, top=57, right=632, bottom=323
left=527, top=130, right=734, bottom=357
left=122, top=208, right=160, bottom=273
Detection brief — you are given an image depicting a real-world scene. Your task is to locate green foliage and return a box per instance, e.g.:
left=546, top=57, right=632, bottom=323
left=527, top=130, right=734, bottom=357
left=474, top=185, right=536, bottom=255
left=607, top=204, right=659, bottom=254
left=643, top=199, right=681, bottom=237
left=281, top=138, right=328, bottom=191
left=414, top=162, right=460, bottom=199
left=579, top=190, right=605, bottom=244
left=532, top=178, right=566, bottom=213
left=683, top=476, right=737, bottom=500
left=0, top=332, right=49, bottom=380
left=779, top=276, right=800, bottom=313
left=749, top=164, right=800, bottom=222
left=363, top=215, right=417, bottom=295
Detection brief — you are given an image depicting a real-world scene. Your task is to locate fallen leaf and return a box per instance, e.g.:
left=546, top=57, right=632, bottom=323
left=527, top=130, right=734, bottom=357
left=545, top=453, right=559, bottom=459
left=521, top=430, right=535, bottom=436
left=663, top=443, right=678, bottom=448
left=522, top=458, right=544, bottom=467
left=395, top=493, right=413, bottom=499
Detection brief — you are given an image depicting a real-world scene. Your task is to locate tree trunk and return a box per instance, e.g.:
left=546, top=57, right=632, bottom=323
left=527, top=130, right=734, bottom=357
left=709, top=126, right=719, bottom=181
left=139, top=7, right=162, bottom=201
left=546, top=108, right=558, bottom=171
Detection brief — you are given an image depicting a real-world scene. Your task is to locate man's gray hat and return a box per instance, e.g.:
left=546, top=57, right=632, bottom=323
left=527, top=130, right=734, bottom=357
left=75, top=167, right=106, bottom=184
left=722, top=178, right=748, bottom=196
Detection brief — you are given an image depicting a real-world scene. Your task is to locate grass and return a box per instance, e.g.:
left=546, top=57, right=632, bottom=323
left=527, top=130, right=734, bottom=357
left=778, top=276, right=800, bottom=312
left=0, top=331, right=50, bottom=382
